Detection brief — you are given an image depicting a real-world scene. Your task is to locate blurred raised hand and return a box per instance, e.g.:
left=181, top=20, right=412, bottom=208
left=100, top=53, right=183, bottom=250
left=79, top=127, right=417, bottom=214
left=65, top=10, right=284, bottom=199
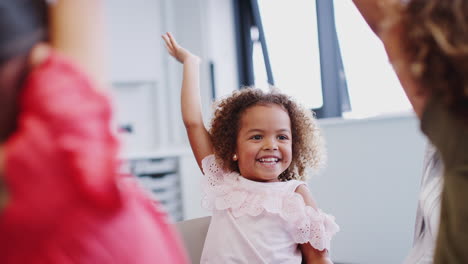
left=162, top=32, right=200, bottom=64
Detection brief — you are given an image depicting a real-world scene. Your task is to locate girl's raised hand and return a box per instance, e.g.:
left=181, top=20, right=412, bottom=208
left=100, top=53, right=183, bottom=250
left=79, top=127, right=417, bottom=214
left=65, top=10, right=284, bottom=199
left=162, top=32, right=199, bottom=64
left=162, top=32, right=212, bottom=170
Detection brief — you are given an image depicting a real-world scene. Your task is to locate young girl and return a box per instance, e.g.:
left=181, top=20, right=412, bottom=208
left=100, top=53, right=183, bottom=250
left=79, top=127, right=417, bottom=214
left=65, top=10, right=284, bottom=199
left=163, top=32, right=339, bottom=264
left=0, top=1, right=187, bottom=263
left=353, top=1, right=468, bottom=263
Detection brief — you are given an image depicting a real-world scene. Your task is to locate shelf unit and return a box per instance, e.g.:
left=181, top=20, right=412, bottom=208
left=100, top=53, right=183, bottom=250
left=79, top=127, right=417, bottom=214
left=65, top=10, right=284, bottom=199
left=119, top=155, right=183, bottom=222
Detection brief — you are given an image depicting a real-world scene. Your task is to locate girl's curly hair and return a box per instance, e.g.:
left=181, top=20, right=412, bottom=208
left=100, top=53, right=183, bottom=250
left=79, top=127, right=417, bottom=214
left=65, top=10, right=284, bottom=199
left=398, top=0, right=468, bottom=120
left=209, top=87, right=325, bottom=181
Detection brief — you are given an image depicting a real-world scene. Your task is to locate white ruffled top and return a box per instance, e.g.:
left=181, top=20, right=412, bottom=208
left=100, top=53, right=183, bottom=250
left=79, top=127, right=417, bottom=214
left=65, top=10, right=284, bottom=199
left=200, top=155, right=339, bottom=263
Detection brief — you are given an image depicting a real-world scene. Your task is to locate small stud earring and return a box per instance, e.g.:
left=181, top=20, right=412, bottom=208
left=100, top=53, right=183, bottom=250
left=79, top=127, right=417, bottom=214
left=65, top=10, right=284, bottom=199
left=233, top=154, right=238, bottom=161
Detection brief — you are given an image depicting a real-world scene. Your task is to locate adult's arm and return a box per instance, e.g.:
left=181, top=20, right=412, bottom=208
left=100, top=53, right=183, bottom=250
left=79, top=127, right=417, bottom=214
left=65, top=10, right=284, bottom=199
left=48, top=0, right=107, bottom=89
left=352, top=0, right=386, bottom=35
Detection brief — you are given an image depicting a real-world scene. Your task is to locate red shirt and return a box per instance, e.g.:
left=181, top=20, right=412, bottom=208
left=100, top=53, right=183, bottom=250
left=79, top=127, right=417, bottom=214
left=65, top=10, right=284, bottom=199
left=0, top=52, right=188, bottom=264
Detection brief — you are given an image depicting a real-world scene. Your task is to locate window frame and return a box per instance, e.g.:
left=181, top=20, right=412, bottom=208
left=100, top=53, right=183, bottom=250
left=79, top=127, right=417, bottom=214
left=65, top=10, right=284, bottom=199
left=232, top=0, right=350, bottom=118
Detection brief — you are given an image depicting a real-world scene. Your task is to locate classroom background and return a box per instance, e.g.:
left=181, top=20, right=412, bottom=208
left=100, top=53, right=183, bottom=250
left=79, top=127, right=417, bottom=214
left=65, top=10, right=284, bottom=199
left=106, top=1, right=426, bottom=263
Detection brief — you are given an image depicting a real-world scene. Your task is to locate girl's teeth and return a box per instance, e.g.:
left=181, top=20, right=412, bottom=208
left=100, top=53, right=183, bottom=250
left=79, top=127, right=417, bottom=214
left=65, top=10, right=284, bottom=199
left=259, top=158, right=278, bottom=162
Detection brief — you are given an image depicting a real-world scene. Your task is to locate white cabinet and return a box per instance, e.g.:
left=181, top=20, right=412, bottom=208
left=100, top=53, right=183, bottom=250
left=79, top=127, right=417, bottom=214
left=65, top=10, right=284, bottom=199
left=127, top=157, right=182, bottom=221
left=120, top=150, right=205, bottom=221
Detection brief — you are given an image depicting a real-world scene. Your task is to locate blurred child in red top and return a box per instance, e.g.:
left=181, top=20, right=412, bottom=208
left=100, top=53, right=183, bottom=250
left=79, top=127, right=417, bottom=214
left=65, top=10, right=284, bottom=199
left=0, top=1, right=188, bottom=263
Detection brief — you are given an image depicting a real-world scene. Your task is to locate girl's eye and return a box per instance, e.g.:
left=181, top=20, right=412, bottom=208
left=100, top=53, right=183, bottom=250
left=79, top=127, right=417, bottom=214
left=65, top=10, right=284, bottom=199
left=278, top=135, right=289, bottom=140
left=250, top=135, right=262, bottom=140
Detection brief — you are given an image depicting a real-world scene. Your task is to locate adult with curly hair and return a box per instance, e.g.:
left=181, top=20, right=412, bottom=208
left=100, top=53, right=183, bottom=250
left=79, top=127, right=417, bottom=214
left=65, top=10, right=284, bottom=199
left=163, top=32, right=339, bottom=264
left=353, top=0, right=468, bottom=263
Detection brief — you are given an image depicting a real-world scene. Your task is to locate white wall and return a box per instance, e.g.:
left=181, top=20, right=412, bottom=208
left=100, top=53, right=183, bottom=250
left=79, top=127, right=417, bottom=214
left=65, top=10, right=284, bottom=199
left=105, top=0, right=170, bottom=152
left=313, top=114, right=426, bottom=264
left=105, top=0, right=162, bottom=83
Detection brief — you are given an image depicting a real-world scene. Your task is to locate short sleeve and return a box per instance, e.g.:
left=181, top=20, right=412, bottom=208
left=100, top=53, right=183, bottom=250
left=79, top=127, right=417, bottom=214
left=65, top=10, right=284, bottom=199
left=201, top=155, right=225, bottom=210
left=201, top=154, right=225, bottom=188
left=294, top=207, right=340, bottom=251
left=281, top=185, right=340, bottom=251
left=200, top=154, right=242, bottom=211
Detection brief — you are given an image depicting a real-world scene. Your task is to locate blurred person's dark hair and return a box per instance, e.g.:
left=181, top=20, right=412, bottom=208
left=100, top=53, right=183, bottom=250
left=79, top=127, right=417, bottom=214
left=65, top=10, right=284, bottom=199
left=0, top=0, right=48, bottom=142
left=0, top=0, right=48, bottom=64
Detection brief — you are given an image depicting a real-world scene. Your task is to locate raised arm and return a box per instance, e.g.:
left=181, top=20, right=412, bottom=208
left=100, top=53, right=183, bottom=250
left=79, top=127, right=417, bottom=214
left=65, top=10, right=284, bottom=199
left=162, top=32, right=213, bottom=171
left=48, top=0, right=107, bottom=89
left=352, top=0, right=387, bottom=36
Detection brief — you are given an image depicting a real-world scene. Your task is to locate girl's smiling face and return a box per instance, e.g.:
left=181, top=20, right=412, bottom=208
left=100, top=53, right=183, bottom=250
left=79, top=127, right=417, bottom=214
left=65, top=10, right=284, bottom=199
left=235, top=103, right=293, bottom=182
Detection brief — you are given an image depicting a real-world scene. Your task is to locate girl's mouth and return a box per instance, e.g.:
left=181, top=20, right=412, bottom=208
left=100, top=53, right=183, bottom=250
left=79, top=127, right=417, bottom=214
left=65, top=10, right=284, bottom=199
left=257, top=157, right=280, bottom=165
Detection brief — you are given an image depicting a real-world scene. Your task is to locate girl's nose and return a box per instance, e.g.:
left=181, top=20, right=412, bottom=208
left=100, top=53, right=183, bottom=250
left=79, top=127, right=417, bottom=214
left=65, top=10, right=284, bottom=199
left=263, top=139, right=278, bottom=150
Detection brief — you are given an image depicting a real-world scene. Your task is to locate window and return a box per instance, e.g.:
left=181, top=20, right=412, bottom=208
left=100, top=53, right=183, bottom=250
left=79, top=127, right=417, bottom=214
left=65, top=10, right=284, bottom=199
left=255, top=0, right=323, bottom=110
left=235, top=0, right=409, bottom=119
left=333, top=0, right=412, bottom=118
left=234, top=0, right=349, bottom=118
